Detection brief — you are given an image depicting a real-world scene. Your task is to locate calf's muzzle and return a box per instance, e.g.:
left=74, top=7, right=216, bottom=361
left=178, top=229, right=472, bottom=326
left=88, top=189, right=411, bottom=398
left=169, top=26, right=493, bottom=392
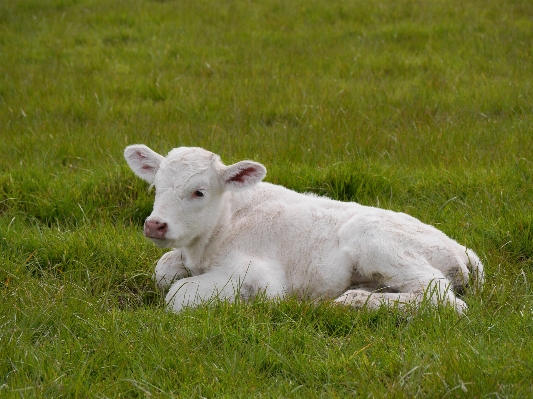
left=144, top=219, right=168, bottom=239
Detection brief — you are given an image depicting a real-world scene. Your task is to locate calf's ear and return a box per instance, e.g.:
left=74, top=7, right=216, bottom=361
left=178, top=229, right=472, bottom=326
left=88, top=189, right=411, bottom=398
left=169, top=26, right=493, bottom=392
left=223, top=161, right=267, bottom=190
left=124, top=144, right=165, bottom=184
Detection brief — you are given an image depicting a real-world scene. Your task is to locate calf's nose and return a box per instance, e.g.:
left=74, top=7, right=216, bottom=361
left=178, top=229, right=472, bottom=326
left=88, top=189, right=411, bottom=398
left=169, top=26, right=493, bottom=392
left=144, top=219, right=168, bottom=239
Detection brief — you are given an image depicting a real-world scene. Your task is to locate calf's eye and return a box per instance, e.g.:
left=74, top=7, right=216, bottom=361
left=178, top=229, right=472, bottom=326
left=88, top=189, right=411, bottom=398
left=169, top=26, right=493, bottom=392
left=194, top=190, right=205, bottom=197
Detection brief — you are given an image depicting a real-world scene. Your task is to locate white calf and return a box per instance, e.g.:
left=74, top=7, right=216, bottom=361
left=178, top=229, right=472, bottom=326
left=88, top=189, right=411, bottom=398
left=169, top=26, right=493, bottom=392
left=124, top=145, right=483, bottom=313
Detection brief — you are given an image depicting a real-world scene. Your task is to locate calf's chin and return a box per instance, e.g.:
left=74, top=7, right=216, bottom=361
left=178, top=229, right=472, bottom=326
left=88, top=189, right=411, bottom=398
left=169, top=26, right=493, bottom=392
left=148, top=237, right=175, bottom=249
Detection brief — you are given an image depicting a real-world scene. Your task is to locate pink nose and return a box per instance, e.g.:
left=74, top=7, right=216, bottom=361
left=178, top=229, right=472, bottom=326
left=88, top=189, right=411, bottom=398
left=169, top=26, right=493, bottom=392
left=144, top=219, right=168, bottom=239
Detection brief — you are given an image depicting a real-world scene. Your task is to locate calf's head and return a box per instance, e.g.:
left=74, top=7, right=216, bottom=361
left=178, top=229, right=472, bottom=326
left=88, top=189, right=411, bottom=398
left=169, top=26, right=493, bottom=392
left=124, top=145, right=266, bottom=248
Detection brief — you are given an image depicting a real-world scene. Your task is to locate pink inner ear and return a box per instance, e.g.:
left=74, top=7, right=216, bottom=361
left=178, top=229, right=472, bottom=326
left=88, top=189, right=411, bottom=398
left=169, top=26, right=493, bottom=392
left=229, top=167, right=257, bottom=183
left=136, top=150, right=155, bottom=171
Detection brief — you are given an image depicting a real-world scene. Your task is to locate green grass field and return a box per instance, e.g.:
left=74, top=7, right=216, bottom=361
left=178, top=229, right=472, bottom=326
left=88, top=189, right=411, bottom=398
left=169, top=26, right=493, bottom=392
left=1, top=0, right=533, bottom=397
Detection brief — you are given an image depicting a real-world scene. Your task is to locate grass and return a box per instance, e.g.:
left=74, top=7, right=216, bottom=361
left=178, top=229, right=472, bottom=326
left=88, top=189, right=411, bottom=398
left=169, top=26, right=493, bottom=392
left=1, top=0, right=533, bottom=396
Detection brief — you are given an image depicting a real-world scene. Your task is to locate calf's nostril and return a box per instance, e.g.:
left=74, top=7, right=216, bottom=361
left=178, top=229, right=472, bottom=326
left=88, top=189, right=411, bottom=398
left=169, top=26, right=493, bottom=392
left=144, top=219, right=168, bottom=238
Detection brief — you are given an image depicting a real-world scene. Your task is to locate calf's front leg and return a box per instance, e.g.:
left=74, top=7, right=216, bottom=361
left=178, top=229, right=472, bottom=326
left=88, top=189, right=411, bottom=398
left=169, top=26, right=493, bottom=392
left=164, top=271, right=243, bottom=312
left=153, top=250, right=191, bottom=291
left=164, top=256, right=287, bottom=313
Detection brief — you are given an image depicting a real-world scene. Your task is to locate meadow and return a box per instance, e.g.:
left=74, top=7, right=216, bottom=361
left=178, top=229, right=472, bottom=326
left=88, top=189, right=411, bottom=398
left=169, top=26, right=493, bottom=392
left=1, top=0, right=533, bottom=397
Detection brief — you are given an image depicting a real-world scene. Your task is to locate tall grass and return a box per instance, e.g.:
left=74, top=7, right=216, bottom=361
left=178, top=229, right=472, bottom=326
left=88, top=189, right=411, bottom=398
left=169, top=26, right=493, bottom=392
left=1, top=0, right=533, bottom=397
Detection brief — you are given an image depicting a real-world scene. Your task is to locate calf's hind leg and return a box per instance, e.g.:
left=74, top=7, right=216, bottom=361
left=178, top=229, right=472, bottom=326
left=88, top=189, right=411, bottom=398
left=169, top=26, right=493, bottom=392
left=334, top=290, right=419, bottom=311
left=337, top=216, right=468, bottom=313
left=334, top=276, right=467, bottom=314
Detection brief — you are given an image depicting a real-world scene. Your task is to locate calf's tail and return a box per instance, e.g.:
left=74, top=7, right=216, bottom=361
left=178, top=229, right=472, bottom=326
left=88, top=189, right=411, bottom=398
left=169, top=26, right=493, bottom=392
left=466, top=248, right=484, bottom=291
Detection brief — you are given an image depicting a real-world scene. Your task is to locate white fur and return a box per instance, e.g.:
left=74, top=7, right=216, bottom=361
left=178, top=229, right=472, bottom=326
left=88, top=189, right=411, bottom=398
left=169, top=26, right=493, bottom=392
left=125, top=145, right=484, bottom=313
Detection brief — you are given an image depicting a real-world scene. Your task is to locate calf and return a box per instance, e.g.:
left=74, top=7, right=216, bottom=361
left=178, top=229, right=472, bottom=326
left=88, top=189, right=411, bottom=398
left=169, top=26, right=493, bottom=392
left=125, top=145, right=483, bottom=313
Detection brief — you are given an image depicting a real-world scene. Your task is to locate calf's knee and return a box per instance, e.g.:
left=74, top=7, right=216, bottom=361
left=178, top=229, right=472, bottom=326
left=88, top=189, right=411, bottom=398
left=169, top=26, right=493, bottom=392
left=153, top=250, right=189, bottom=291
